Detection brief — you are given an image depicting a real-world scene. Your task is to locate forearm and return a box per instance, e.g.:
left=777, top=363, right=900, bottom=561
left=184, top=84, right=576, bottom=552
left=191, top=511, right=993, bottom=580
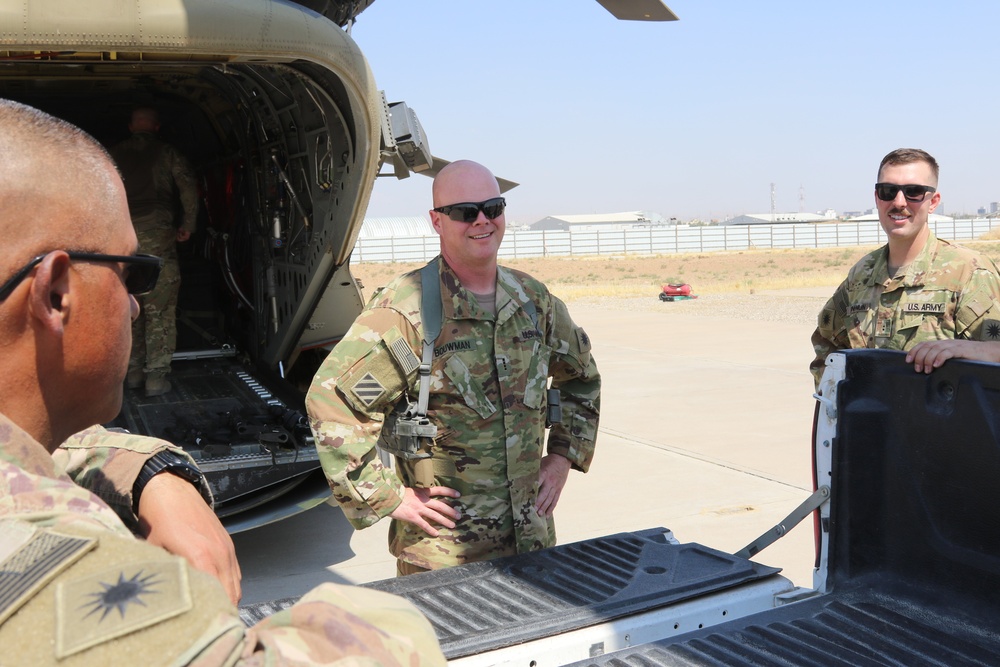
left=54, top=426, right=194, bottom=531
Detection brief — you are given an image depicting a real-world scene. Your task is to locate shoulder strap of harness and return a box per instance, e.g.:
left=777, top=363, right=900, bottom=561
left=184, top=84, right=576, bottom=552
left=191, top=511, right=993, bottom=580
left=413, top=257, right=539, bottom=418
left=414, top=258, right=442, bottom=419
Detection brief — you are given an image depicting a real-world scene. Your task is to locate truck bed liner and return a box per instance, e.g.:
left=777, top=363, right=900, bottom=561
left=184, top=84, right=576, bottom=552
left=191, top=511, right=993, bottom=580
left=241, top=528, right=780, bottom=659
left=573, top=350, right=1000, bottom=665
left=573, top=583, right=1000, bottom=666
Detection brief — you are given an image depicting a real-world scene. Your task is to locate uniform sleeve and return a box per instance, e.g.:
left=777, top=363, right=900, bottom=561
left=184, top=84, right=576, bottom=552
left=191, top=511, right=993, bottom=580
left=306, top=307, right=415, bottom=529
left=166, top=145, right=200, bottom=234
left=544, top=295, right=601, bottom=473
left=0, top=519, right=445, bottom=666
left=810, top=283, right=849, bottom=390
left=955, top=266, right=1000, bottom=341
left=53, top=426, right=202, bottom=533
left=243, top=583, right=446, bottom=666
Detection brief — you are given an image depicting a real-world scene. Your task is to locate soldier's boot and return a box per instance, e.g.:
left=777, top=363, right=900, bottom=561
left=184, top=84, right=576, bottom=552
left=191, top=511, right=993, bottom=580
left=145, top=373, right=172, bottom=397
left=127, top=368, right=145, bottom=389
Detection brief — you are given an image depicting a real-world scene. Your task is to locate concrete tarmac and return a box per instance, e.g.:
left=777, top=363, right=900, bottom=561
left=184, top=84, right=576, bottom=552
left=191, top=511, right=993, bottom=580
left=233, top=288, right=828, bottom=605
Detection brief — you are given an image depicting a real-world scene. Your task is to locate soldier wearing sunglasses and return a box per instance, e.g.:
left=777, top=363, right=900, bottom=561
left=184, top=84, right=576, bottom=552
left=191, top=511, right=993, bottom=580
left=810, top=148, right=1000, bottom=387
left=0, top=99, right=444, bottom=665
left=308, top=160, right=601, bottom=575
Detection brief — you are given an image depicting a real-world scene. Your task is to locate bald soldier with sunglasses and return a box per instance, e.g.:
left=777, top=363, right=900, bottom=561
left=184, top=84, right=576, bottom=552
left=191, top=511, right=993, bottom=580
left=0, top=99, right=445, bottom=666
left=307, top=160, right=601, bottom=575
left=810, top=148, right=1000, bottom=387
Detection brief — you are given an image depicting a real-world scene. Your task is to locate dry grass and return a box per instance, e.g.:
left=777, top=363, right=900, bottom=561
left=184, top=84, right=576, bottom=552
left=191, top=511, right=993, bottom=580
left=352, top=241, right=1000, bottom=303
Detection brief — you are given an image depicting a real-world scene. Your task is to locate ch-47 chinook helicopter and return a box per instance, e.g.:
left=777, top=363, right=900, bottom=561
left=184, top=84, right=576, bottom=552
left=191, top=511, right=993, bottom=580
left=0, top=0, right=677, bottom=531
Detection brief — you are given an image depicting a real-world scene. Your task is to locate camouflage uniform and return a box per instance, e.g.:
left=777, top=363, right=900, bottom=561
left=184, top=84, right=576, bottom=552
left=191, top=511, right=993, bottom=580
left=307, top=258, right=601, bottom=570
left=53, top=426, right=208, bottom=532
left=110, top=131, right=199, bottom=379
left=0, top=413, right=446, bottom=665
left=811, top=232, right=1000, bottom=386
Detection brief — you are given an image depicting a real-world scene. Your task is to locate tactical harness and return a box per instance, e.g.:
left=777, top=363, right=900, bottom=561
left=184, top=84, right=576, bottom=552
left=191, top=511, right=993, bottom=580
left=377, top=258, right=557, bottom=487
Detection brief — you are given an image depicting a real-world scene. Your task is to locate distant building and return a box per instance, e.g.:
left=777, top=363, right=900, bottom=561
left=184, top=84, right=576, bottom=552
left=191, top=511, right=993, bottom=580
left=846, top=213, right=954, bottom=223
left=720, top=212, right=834, bottom=226
left=359, top=215, right=434, bottom=238
left=530, top=210, right=667, bottom=232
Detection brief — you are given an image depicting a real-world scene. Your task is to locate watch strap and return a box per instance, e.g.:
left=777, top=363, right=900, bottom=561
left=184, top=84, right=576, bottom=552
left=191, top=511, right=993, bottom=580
left=132, top=450, right=213, bottom=513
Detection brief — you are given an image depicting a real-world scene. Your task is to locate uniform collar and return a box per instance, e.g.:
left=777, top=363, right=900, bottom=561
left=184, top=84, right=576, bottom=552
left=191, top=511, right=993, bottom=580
left=437, top=258, right=530, bottom=326
left=873, top=231, right=940, bottom=288
left=0, top=411, right=57, bottom=477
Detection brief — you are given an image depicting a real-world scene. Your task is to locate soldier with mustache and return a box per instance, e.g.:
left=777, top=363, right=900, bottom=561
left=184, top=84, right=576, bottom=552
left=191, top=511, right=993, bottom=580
left=811, top=148, right=1000, bottom=387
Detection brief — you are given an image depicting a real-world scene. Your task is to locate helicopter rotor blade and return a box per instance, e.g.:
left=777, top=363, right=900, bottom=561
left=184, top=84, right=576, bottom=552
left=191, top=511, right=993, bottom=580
left=595, top=0, right=679, bottom=21
left=417, top=157, right=519, bottom=193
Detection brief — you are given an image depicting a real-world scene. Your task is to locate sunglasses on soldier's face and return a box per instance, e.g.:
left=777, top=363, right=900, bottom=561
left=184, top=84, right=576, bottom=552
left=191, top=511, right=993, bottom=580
left=874, top=183, right=936, bottom=203
left=0, top=251, right=163, bottom=301
left=433, top=197, right=506, bottom=223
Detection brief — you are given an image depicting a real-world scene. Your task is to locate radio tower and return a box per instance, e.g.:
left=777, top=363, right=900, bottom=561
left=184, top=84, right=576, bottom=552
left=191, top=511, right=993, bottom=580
left=799, top=184, right=805, bottom=213
left=770, top=183, right=776, bottom=222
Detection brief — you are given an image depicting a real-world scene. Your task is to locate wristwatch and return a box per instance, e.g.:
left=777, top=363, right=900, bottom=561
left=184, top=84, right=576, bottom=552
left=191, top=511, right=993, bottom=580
left=132, top=450, right=213, bottom=513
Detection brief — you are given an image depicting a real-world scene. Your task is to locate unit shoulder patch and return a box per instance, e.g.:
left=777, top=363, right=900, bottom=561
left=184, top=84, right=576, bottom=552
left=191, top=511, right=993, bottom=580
left=351, top=372, right=386, bottom=408
left=981, top=319, right=1000, bottom=341
left=0, top=521, right=96, bottom=625
left=56, top=559, right=193, bottom=658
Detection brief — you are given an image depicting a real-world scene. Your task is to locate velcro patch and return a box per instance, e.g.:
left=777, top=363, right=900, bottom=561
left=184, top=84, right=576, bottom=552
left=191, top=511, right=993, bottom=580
left=389, top=338, right=420, bottom=376
left=351, top=372, right=386, bottom=407
left=981, top=319, right=1000, bottom=341
left=575, top=327, right=592, bottom=353
left=0, top=521, right=96, bottom=625
left=903, top=301, right=947, bottom=314
left=56, top=559, right=192, bottom=659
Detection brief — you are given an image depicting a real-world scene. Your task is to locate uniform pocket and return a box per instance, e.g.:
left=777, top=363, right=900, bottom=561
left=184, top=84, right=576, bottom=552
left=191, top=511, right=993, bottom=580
left=523, top=341, right=551, bottom=409
left=442, top=355, right=497, bottom=420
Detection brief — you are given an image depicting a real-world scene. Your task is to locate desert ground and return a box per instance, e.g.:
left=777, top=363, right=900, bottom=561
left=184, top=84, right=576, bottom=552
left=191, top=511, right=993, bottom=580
left=352, top=240, right=1000, bottom=304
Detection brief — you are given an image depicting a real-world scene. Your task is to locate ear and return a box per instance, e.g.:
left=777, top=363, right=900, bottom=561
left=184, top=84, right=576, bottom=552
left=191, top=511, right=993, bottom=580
left=430, top=210, right=443, bottom=235
left=928, top=191, right=942, bottom=214
left=27, top=252, right=72, bottom=335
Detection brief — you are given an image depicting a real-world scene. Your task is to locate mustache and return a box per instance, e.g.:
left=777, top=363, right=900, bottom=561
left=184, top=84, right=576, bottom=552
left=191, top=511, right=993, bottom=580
left=888, top=207, right=911, bottom=217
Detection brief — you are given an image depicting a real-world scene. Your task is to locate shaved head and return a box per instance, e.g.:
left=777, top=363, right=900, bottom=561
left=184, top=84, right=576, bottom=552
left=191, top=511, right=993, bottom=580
left=432, top=160, right=501, bottom=208
left=0, top=99, right=137, bottom=446
left=0, top=99, right=121, bottom=278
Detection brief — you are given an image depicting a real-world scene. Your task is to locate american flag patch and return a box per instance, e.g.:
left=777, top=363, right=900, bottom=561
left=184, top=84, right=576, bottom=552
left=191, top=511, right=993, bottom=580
left=352, top=373, right=385, bottom=407
left=389, top=338, right=420, bottom=375
left=0, top=522, right=96, bottom=625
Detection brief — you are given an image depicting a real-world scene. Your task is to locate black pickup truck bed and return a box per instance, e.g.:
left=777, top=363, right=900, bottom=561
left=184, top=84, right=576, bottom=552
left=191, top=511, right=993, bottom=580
left=572, top=349, right=1000, bottom=665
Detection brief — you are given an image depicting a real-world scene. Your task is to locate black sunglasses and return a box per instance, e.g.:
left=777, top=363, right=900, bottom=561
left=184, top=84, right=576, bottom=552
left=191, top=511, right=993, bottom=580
left=875, top=183, right=937, bottom=203
left=0, top=251, right=163, bottom=302
left=433, top=197, right=506, bottom=223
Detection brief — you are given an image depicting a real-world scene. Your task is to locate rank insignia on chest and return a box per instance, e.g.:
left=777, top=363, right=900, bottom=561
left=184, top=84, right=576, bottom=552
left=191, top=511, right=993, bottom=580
left=496, top=354, right=511, bottom=380
left=876, top=318, right=893, bottom=338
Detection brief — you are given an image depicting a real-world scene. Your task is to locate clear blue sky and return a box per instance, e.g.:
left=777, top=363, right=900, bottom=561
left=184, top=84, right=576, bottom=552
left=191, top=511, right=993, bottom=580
left=352, top=1, right=1000, bottom=225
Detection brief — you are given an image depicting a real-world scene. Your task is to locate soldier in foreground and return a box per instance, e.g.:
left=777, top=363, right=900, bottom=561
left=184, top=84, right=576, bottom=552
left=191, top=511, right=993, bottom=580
left=308, top=160, right=601, bottom=575
left=0, top=98, right=445, bottom=665
left=810, top=148, right=1000, bottom=386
